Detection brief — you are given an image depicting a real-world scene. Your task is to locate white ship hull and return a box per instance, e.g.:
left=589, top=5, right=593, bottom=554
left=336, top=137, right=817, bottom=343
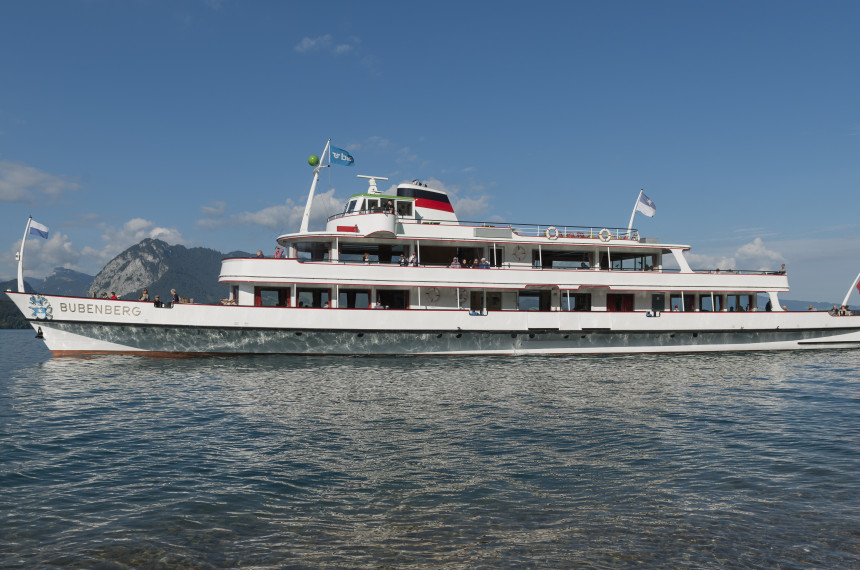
left=8, top=293, right=860, bottom=356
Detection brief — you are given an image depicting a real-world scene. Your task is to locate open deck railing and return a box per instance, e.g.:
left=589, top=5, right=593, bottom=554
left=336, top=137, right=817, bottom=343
left=226, top=255, right=783, bottom=276
left=325, top=212, right=639, bottom=241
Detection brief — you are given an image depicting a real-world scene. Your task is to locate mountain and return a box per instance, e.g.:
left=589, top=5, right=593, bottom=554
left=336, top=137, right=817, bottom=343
left=29, top=267, right=95, bottom=297
left=87, top=238, right=240, bottom=304
left=1, top=279, right=35, bottom=329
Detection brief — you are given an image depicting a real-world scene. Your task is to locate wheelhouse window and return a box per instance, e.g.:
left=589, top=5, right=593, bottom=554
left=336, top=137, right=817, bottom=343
left=345, top=199, right=358, bottom=214
left=396, top=201, right=413, bottom=216
left=361, top=198, right=382, bottom=213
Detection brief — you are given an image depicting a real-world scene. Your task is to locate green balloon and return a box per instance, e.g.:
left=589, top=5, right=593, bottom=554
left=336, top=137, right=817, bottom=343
left=308, top=155, right=319, bottom=166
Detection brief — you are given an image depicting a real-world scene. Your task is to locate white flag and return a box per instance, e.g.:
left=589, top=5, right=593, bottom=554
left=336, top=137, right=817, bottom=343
left=29, top=220, right=50, bottom=239
left=636, top=193, right=656, bottom=217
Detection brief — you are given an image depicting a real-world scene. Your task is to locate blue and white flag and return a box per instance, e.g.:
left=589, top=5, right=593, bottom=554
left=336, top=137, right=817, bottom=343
left=329, top=145, right=355, bottom=167
left=29, top=220, right=50, bottom=239
left=636, top=192, right=656, bottom=217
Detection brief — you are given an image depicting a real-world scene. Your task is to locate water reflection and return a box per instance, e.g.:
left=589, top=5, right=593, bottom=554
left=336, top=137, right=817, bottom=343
left=2, top=332, right=859, bottom=567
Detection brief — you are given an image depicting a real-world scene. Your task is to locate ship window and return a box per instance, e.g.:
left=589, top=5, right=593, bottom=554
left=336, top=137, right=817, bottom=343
left=339, top=289, right=371, bottom=309
left=490, top=247, right=504, bottom=268
left=610, top=253, right=657, bottom=271
left=345, top=200, right=358, bottom=214
left=363, top=199, right=380, bottom=212
left=397, top=201, right=413, bottom=216
left=376, top=289, right=409, bottom=309
left=296, top=288, right=331, bottom=308
left=295, top=242, right=330, bottom=262
left=418, top=246, right=485, bottom=267
left=518, top=290, right=552, bottom=312
left=607, top=294, right=634, bottom=312
left=562, top=293, right=591, bottom=311
left=254, top=287, right=289, bottom=307
left=339, top=243, right=409, bottom=264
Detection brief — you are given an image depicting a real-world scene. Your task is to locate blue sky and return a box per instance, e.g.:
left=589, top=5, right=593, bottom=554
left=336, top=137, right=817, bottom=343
left=1, top=0, right=858, bottom=302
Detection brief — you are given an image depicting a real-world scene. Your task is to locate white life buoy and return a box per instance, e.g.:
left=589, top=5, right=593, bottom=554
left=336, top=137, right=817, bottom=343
left=511, top=245, right=526, bottom=262
left=545, top=226, right=559, bottom=240
left=424, top=287, right=440, bottom=304
left=598, top=228, right=612, bottom=242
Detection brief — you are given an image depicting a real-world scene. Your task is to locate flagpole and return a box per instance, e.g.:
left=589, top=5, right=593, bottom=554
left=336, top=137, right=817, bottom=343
left=299, top=139, right=331, bottom=234
left=840, top=270, right=860, bottom=308
left=626, top=189, right=643, bottom=236
left=17, top=217, right=33, bottom=293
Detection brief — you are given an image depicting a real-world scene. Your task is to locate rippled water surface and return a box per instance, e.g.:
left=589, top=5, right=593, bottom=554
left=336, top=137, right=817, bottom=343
left=1, top=330, right=859, bottom=568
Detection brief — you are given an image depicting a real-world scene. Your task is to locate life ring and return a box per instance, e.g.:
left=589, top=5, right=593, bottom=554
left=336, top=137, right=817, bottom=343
left=511, top=245, right=526, bottom=262
left=545, top=226, right=559, bottom=240
left=598, top=228, right=612, bottom=242
left=424, top=287, right=440, bottom=304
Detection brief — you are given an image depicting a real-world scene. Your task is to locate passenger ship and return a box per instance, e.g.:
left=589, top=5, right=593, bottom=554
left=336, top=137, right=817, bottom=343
left=6, top=157, right=860, bottom=355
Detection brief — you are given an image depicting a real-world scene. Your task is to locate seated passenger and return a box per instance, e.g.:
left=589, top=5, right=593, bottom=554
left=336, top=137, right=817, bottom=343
left=450, top=257, right=461, bottom=268
left=479, top=258, right=490, bottom=268
left=153, top=295, right=163, bottom=308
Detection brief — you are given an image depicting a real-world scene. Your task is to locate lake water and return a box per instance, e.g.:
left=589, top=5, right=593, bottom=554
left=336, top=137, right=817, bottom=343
left=1, top=329, right=858, bottom=568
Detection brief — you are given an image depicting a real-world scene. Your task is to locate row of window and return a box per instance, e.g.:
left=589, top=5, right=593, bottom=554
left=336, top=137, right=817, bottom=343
left=292, top=241, right=661, bottom=270
left=253, top=286, right=766, bottom=313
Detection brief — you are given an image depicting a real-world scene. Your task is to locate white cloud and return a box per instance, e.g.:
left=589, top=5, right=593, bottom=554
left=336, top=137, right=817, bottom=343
left=686, top=237, right=784, bottom=271
left=295, top=34, right=332, bottom=53
left=412, top=177, right=493, bottom=221
left=0, top=159, right=80, bottom=203
left=197, top=188, right=344, bottom=233
left=5, top=231, right=82, bottom=280
left=294, top=34, right=357, bottom=56
left=80, top=218, right=187, bottom=272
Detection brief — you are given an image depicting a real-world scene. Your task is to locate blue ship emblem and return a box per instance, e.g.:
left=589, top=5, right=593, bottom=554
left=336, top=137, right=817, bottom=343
left=29, top=294, right=53, bottom=320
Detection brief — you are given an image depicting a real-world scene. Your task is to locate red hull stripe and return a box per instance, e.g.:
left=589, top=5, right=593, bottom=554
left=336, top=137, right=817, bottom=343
left=415, top=197, right=455, bottom=213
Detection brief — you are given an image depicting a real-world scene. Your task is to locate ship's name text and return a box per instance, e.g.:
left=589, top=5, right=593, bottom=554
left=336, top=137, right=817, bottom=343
left=59, top=302, right=142, bottom=317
